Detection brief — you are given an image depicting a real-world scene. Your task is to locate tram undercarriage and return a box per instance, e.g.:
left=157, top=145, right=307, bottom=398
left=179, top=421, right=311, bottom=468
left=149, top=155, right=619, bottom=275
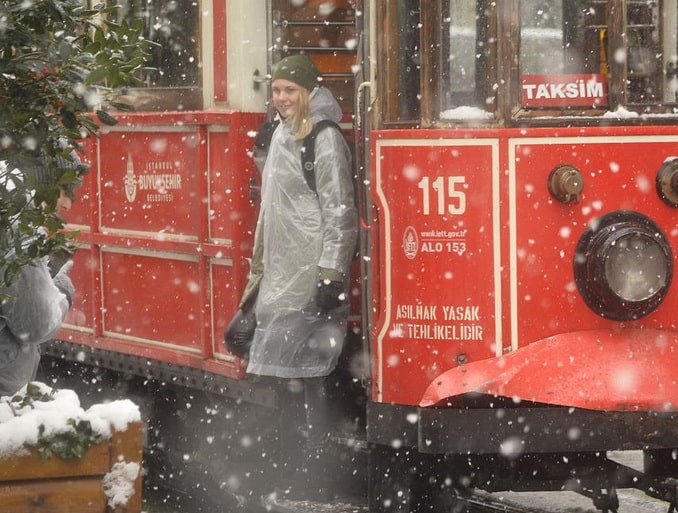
left=42, top=340, right=678, bottom=513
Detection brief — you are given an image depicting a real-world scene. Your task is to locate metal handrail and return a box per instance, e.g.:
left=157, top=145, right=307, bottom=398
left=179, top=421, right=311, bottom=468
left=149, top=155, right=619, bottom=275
left=277, top=45, right=356, bottom=53
left=274, top=19, right=354, bottom=28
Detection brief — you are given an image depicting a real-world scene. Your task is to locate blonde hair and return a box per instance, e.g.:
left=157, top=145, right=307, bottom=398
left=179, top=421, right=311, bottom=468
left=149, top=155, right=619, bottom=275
left=288, top=87, right=314, bottom=141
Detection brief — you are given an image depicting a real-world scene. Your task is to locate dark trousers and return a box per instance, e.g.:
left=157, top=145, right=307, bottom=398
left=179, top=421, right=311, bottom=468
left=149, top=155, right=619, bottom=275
left=303, top=376, right=330, bottom=450
left=253, top=375, right=331, bottom=453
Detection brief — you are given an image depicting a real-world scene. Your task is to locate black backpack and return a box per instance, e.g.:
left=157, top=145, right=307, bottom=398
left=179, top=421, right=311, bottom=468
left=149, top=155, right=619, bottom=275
left=253, top=118, right=347, bottom=195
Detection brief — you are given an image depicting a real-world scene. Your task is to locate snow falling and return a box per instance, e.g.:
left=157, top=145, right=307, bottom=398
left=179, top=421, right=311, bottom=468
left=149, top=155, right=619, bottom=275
left=3, top=1, right=678, bottom=512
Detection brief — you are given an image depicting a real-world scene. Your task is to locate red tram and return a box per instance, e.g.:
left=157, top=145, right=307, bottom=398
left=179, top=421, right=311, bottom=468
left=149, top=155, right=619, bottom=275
left=43, top=1, right=678, bottom=512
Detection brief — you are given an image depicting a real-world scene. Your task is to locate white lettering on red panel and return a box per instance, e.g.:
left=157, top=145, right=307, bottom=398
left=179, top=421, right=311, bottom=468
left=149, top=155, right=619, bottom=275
left=521, top=74, right=608, bottom=108
left=402, top=225, right=467, bottom=259
left=124, top=153, right=183, bottom=203
left=392, top=303, right=483, bottom=341
left=403, top=174, right=469, bottom=259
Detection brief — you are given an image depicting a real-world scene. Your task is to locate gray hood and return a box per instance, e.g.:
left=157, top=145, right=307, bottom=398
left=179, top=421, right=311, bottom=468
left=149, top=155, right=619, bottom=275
left=309, top=87, right=343, bottom=124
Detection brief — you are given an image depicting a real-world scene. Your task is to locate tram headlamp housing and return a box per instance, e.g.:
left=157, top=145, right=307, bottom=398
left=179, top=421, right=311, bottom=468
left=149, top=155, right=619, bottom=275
left=574, top=211, right=673, bottom=321
left=656, top=158, right=678, bottom=207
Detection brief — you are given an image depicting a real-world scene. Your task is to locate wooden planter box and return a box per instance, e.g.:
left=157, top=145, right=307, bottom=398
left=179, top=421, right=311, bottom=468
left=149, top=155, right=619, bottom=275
left=0, top=422, right=143, bottom=513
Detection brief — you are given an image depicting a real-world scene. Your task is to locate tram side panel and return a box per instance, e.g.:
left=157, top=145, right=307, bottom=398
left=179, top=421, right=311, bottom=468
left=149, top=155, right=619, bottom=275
left=59, top=113, right=262, bottom=376
left=512, top=133, right=678, bottom=341
left=371, top=133, right=501, bottom=406
left=60, top=148, right=96, bottom=336
left=98, top=128, right=204, bottom=357
left=366, top=129, right=678, bottom=513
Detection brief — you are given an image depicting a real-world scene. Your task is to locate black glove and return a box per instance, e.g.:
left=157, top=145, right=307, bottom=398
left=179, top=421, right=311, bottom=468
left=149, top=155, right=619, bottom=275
left=316, top=279, right=346, bottom=314
left=224, top=307, right=256, bottom=359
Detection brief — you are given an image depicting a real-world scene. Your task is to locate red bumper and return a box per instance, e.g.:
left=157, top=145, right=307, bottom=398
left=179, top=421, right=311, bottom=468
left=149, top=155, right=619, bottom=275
left=421, top=329, right=678, bottom=411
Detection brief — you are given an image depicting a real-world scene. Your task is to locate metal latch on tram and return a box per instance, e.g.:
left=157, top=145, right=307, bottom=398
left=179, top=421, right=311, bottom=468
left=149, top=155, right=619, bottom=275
left=548, top=164, right=584, bottom=204
left=252, top=69, right=269, bottom=91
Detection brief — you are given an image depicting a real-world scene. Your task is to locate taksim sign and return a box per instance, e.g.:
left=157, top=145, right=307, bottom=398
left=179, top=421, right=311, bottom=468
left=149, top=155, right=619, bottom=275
left=521, top=74, right=608, bottom=108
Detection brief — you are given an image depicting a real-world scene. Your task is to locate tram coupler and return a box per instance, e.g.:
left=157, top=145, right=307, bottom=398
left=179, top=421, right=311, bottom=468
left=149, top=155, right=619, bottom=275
left=647, top=477, right=678, bottom=513
left=661, top=479, right=678, bottom=513
left=591, top=486, right=619, bottom=513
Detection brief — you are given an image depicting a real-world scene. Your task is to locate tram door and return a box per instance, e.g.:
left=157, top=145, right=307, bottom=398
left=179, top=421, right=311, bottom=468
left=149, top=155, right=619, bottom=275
left=270, top=0, right=359, bottom=116
left=266, top=0, right=370, bottom=396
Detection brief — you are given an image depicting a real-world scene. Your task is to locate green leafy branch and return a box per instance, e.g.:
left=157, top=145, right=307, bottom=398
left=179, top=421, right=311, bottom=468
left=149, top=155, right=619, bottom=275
left=0, top=0, right=158, bottom=288
left=37, top=418, right=104, bottom=461
left=9, top=382, right=56, bottom=408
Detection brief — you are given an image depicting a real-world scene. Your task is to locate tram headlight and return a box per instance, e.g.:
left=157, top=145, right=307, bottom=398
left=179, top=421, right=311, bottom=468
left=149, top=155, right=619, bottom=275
left=573, top=211, right=673, bottom=321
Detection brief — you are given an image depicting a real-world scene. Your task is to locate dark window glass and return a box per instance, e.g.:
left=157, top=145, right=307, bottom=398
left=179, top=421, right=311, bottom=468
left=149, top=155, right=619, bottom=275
left=382, top=1, right=421, bottom=123
left=519, top=0, right=677, bottom=108
left=440, top=0, right=491, bottom=116
left=110, top=0, right=201, bottom=110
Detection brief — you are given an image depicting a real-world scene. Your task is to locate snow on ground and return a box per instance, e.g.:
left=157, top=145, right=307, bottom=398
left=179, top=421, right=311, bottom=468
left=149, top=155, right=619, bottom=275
left=489, top=488, right=669, bottom=513
left=487, top=453, right=670, bottom=513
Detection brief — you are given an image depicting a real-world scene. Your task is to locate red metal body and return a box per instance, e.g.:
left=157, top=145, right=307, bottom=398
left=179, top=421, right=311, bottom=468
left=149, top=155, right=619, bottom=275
left=59, top=119, right=678, bottom=415
left=421, top=328, right=678, bottom=410
left=59, top=111, right=263, bottom=380
left=372, top=125, right=678, bottom=409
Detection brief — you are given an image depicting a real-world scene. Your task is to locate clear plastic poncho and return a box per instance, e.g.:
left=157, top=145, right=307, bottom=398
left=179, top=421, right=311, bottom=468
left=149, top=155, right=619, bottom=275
left=0, top=165, right=71, bottom=395
left=246, top=88, right=358, bottom=378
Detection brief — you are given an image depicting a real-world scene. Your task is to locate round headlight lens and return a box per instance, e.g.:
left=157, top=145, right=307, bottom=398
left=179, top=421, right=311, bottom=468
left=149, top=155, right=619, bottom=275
left=574, top=211, right=673, bottom=321
left=605, top=232, right=669, bottom=302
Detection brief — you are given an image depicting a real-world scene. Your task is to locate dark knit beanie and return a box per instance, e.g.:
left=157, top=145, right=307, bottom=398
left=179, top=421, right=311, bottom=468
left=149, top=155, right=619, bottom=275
left=25, top=151, right=85, bottom=193
left=271, top=55, right=321, bottom=92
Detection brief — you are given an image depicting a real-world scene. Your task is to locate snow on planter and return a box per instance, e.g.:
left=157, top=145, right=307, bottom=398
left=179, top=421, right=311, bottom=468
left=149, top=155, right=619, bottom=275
left=0, top=382, right=143, bottom=513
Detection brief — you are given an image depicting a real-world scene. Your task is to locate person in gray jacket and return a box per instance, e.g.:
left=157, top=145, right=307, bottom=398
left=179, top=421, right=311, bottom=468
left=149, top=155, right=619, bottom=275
left=240, top=55, right=358, bottom=501
left=0, top=158, right=76, bottom=398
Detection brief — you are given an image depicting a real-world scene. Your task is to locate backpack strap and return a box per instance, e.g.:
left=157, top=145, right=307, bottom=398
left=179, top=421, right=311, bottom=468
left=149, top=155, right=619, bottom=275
left=300, top=119, right=344, bottom=194
left=254, top=119, right=280, bottom=152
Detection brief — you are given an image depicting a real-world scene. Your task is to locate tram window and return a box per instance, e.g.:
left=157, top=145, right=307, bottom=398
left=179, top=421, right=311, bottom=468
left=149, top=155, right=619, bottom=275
left=519, top=0, right=678, bottom=111
left=663, top=0, right=678, bottom=105
left=109, top=0, right=201, bottom=111
left=440, top=1, right=493, bottom=118
left=520, top=1, right=566, bottom=75
left=380, top=1, right=421, bottom=124
left=519, top=0, right=610, bottom=110
left=626, top=0, right=677, bottom=106
left=520, top=0, right=609, bottom=75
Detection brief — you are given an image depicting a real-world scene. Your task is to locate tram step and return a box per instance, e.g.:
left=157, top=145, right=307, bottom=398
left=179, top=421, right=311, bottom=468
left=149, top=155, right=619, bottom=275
left=262, top=496, right=368, bottom=513
left=330, top=434, right=368, bottom=451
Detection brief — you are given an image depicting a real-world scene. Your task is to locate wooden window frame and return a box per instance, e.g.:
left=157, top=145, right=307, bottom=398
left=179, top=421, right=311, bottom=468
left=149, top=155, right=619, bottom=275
left=377, top=0, right=677, bottom=127
left=377, top=0, right=501, bottom=128
left=108, top=0, right=203, bottom=112
left=421, top=0, right=500, bottom=126
left=509, top=0, right=675, bottom=121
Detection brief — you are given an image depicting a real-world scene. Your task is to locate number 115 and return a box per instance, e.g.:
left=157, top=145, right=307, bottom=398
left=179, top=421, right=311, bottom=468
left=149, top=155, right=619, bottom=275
left=417, top=176, right=467, bottom=215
